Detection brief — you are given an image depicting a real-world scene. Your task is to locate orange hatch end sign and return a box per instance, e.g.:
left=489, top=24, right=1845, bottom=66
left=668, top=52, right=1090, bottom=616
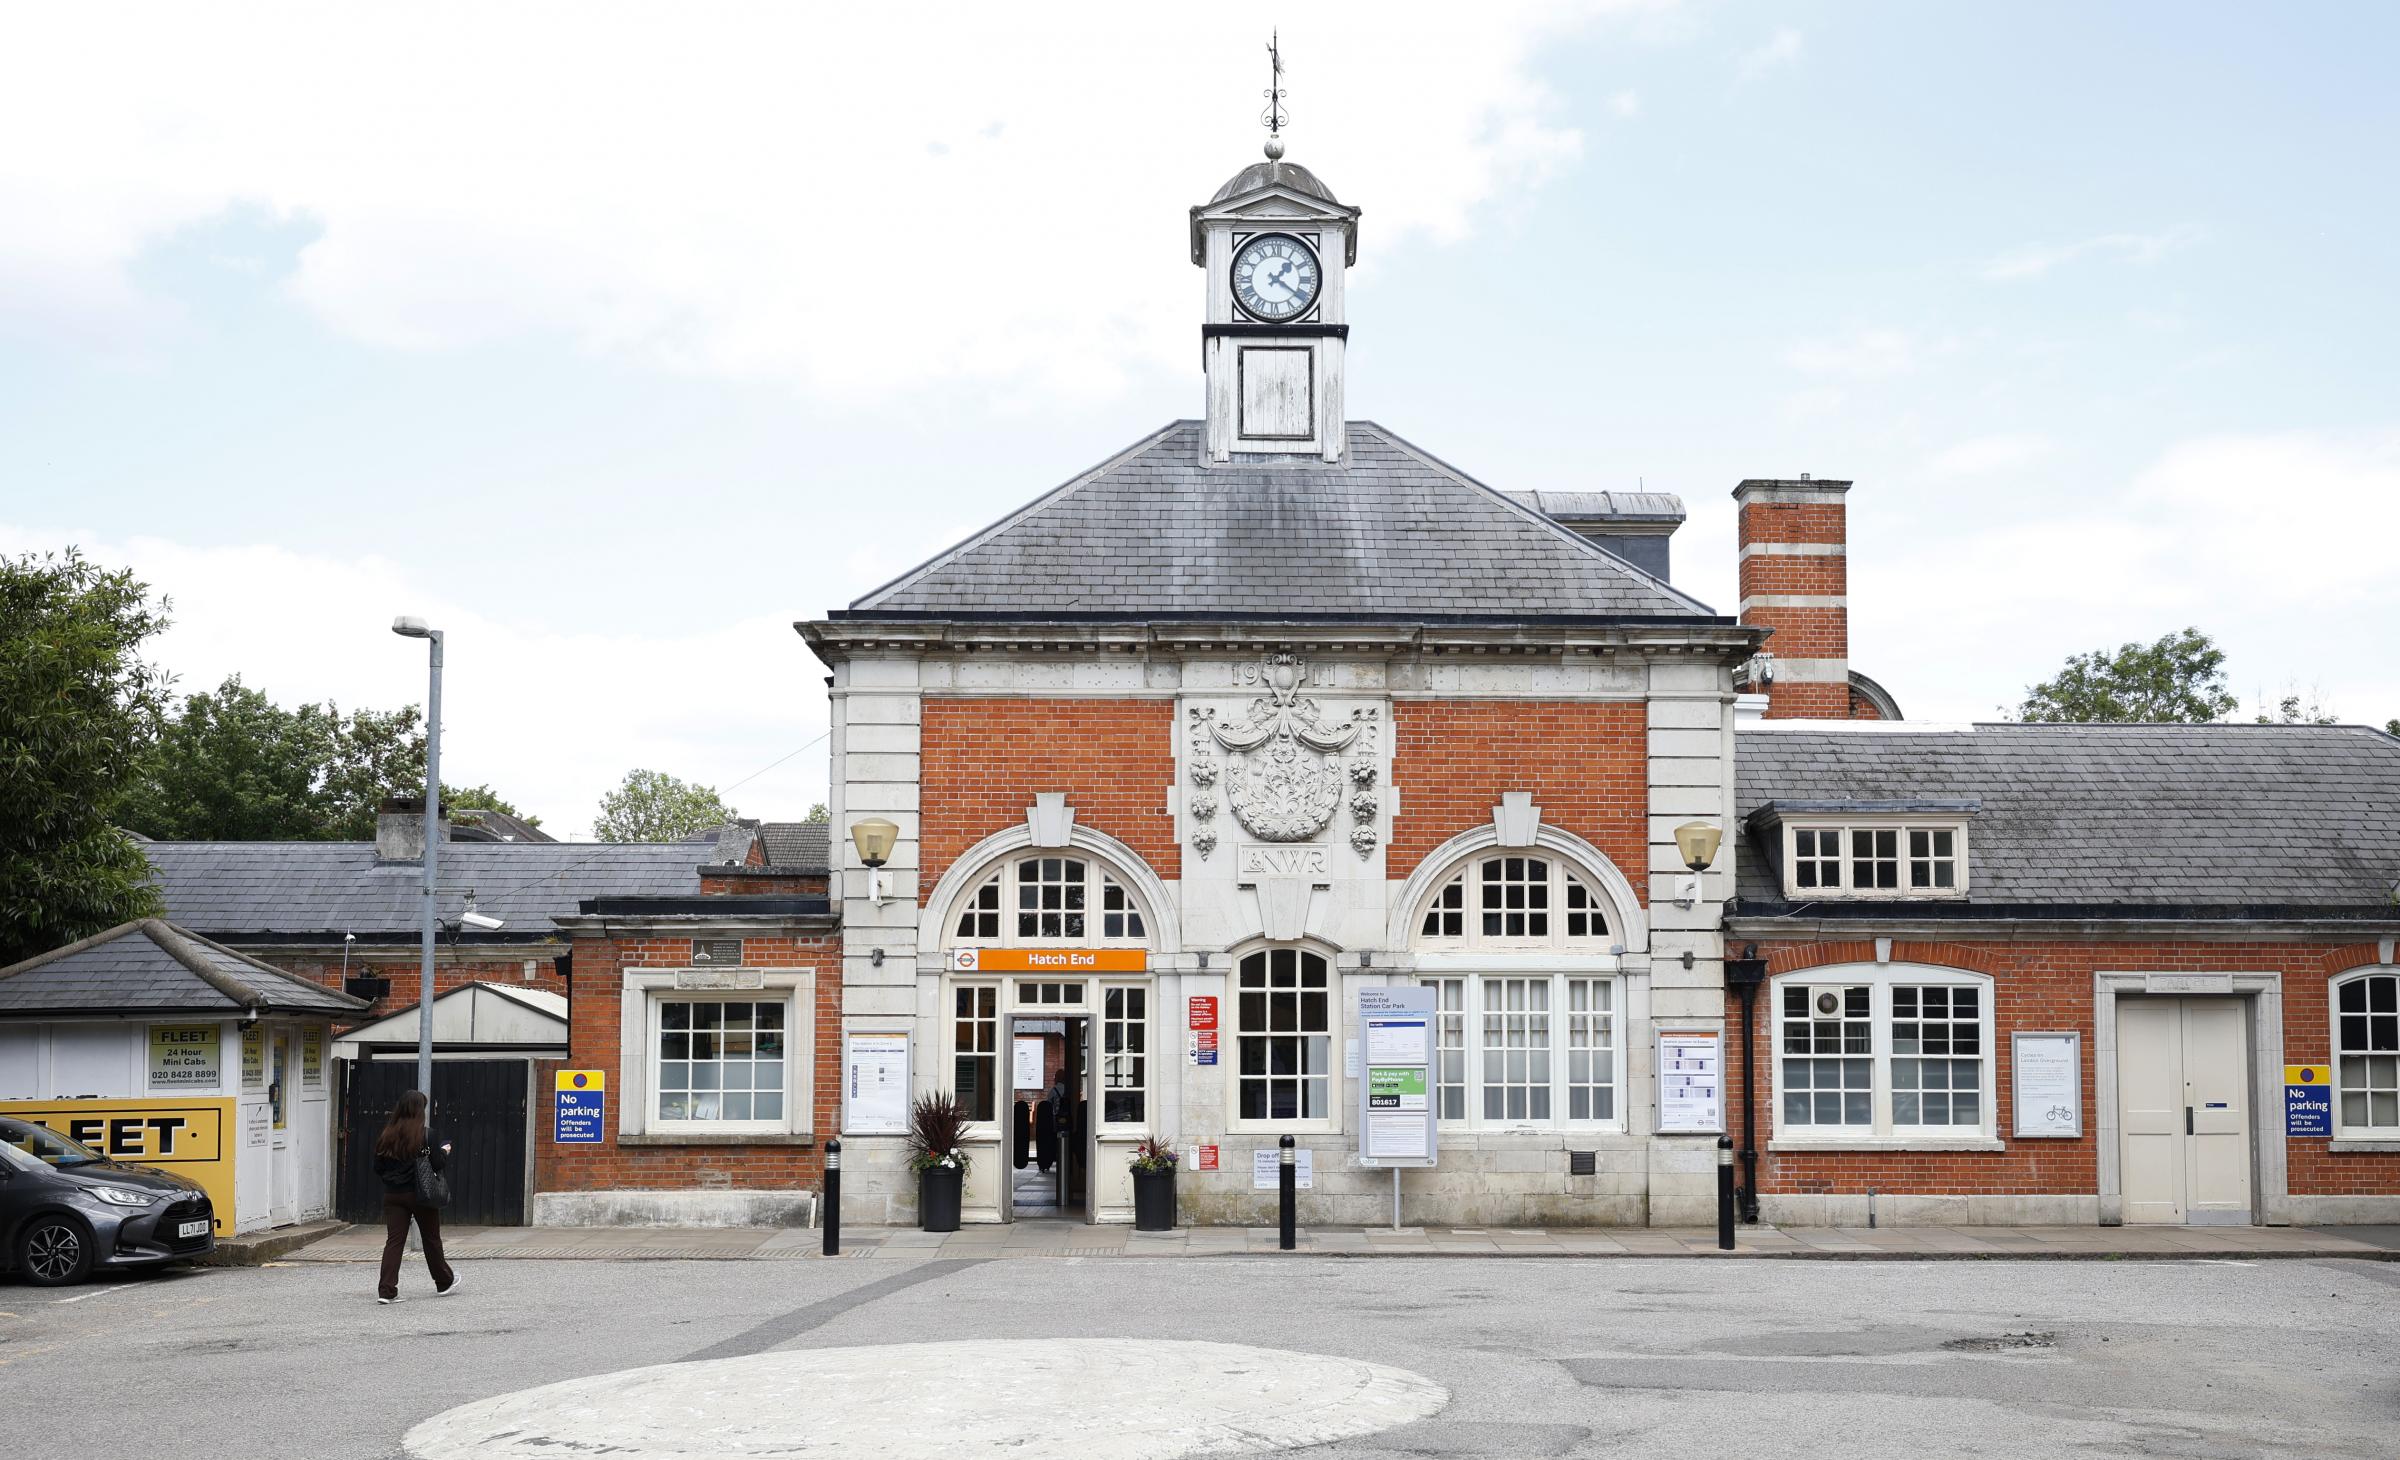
left=949, top=948, right=1148, bottom=973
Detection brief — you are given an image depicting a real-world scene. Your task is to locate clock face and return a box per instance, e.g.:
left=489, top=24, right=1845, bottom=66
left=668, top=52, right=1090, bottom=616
left=1231, top=233, right=1321, bottom=321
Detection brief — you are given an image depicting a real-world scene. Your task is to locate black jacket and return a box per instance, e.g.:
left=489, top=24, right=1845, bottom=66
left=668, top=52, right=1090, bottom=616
left=373, top=1139, right=448, bottom=1194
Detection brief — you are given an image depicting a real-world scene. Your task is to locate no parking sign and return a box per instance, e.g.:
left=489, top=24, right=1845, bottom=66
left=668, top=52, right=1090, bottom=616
left=555, top=1070, right=606, bottom=1144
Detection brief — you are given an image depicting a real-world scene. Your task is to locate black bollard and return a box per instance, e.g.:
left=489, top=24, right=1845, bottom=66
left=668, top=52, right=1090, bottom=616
left=1278, top=1135, right=1296, bottom=1251
left=1716, top=1135, right=1735, bottom=1252
left=823, top=1138, right=841, bottom=1257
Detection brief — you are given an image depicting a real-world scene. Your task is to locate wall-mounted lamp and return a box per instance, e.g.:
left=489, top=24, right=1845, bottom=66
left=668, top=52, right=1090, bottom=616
left=849, top=817, right=900, bottom=906
left=1673, top=821, right=1723, bottom=911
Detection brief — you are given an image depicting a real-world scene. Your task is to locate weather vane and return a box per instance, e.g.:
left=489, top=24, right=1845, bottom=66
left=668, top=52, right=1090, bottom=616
left=1261, top=31, right=1288, bottom=159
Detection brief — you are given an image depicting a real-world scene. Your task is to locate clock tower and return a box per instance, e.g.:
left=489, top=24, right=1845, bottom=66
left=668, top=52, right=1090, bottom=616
left=1191, top=140, right=1360, bottom=463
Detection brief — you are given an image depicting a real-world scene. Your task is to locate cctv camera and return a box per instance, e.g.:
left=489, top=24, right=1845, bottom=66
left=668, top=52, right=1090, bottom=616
left=459, top=910, right=505, bottom=932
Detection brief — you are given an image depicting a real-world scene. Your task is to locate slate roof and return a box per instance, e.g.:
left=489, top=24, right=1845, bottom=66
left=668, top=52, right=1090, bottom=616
left=1210, top=159, right=1341, bottom=205
left=1733, top=723, right=2400, bottom=911
left=759, top=822, right=830, bottom=870
left=143, top=841, right=712, bottom=941
left=1502, top=490, right=1687, bottom=525
left=846, top=421, right=1719, bottom=621
left=0, top=920, right=367, bottom=1017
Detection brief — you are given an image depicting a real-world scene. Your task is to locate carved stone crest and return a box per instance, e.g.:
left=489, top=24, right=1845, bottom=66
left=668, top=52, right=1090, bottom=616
left=1210, top=654, right=1358, bottom=842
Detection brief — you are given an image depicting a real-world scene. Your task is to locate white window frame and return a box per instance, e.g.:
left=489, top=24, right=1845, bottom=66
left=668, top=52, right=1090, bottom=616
left=1779, top=818, right=1971, bottom=900
left=1227, top=944, right=1339, bottom=1133
left=1413, top=854, right=1619, bottom=952
left=2333, top=967, right=2400, bottom=1138
left=1417, top=971, right=1625, bottom=1134
left=946, top=853, right=1153, bottom=949
left=1768, top=965, right=1999, bottom=1149
left=1098, top=982, right=1151, bottom=1132
left=614, top=967, right=816, bottom=1140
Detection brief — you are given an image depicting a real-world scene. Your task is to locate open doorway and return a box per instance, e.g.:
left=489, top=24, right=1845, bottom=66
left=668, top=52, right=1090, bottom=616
left=1005, top=1015, right=1092, bottom=1222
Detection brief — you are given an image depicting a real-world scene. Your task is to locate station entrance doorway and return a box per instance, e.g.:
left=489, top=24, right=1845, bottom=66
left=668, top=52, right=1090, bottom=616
left=1002, top=1014, right=1096, bottom=1224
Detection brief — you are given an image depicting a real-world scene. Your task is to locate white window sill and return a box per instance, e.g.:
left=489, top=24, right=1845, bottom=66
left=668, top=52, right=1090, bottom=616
left=1769, top=1136, right=2006, bottom=1153
left=618, top=1130, right=815, bottom=1147
left=2328, top=1138, right=2400, bottom=1153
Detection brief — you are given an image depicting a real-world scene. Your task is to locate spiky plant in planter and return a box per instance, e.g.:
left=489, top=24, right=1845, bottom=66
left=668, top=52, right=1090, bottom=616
left=908, top=1091, right=972, bottom=1232
left=1128, top=1135, right=1179, bottom=1231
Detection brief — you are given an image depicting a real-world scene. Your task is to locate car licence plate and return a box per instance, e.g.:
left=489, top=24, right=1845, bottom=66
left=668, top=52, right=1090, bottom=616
left=178, top=1220, right=211, bottom=1239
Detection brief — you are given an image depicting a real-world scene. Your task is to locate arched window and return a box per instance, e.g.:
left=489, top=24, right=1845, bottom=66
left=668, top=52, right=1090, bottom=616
left=1234, top=946, right=1333, bottom=1123
left=1408, top=850, right=1622, bottom=1130
left=1416, top=854, right=1614, bottom=948
left=2335, top=969, right=2399, bottom=1136
left=949, top=854, right=1150, bottom=947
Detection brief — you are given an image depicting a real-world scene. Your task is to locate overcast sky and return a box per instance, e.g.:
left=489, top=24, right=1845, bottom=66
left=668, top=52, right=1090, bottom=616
left=5, top=3, right=2395, bottom=838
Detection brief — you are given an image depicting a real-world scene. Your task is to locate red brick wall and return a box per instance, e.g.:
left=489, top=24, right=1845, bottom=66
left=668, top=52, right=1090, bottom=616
left=257, top=953, right=565, bottom=1029
left=1733, top=937, right=2400, bottom=1200
left=919, top=698, right=1178, bottom=897
left=699, top=872, right=829, bottom=896
left=1388, top=700, right=1648, bottom=896
left=533, top=929, right=842, bottom=1195
left=1737, top=490, right=1849, bottom=722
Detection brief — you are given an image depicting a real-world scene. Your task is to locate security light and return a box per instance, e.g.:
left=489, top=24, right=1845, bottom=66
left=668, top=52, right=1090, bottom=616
left=392, top=615, right=433, bottom=638
left=850, top=816, right=901, bottom=907
left=1673, top=822, right=1723, bottom=911
left=460, top=910, right=504, bottom=932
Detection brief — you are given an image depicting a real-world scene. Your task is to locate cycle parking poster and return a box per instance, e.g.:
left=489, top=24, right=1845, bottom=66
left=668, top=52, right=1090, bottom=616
left=2011, top=1031, right=2082, bottom=1137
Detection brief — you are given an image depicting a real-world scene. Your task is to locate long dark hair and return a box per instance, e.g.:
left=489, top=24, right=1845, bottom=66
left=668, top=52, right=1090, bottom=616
left=375, top=1089, right=429, bottom=1160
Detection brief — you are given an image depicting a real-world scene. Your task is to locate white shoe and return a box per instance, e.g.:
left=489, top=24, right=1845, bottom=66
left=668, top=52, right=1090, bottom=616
left=377, top=1295, right=404, bottom=1305
left=436, top=1274, right=461, bottom=1297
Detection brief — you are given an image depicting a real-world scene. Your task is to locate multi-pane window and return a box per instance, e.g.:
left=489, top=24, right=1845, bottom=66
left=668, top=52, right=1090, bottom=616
left=1018, top=982, right=1086, bottom=1006
left=1782, top=985, right=1874, bottom=1127
left=952, top=857, right=1148, bottom=945
left=1101, top=986, right=1147, bottom=1124
left=1418, top=856, right=1611, bottom=947
left=1429, top=978, right=1467, bottom=1121
left=656, top=1000, right=785, bottom=1123
left=953, top=985, right=998, bottom=1122
left=1566, top=978, right=1616, bottom=1121
left=1236, top=948, right=1331, bottom=1121
left=1793, top=828, right=1842, bottom=889
left=2337, top=973, right=2400, bottom=1133
left=1891, top=985, right=1980, bottom=1127
left=1782, top=823, right=1969, bottom=898
left=1480, top=977, right=1552, bottom=1122
left=1774, top=973, right=1994, bottom=1138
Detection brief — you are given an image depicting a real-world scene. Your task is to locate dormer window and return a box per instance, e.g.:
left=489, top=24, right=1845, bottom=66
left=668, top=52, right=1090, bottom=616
left=1779, top=820, right=1970, bottom=899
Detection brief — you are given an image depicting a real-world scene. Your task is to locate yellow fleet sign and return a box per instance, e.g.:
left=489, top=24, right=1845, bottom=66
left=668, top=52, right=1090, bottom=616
left=0, top=1098, right=237, bottom=1235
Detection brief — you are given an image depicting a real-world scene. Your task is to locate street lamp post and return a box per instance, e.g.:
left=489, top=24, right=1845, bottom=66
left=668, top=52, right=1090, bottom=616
left=392, top=617, right=443, bottom=1101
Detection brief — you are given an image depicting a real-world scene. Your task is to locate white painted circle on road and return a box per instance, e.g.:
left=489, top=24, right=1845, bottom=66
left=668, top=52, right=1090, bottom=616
left=403, top=1338, right=1447, bottom=1459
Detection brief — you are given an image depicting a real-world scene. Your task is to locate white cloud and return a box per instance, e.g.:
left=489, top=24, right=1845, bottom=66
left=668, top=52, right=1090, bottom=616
left=0, top=3, right=1662, bottom=403
left=0, top=527, right=831, bottom=840
left=1924, top=433, right=2050, bottom=478
left=1610, top=90, right=1643, bottom=117
left=1735, top=28, right=1803, bottom=85
left=1786, top=328, right=1925, bottom=380
left=1979, top=224, right=2205, bottom=282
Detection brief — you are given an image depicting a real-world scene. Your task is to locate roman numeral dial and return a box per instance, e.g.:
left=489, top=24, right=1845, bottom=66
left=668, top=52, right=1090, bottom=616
left=1231, top=233, right=1321, bottom=321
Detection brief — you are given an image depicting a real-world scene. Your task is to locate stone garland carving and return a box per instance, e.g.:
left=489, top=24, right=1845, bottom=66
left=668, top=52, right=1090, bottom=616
left=1346, top=710, right=1380, bottom=859
left=1210, top=654, right=1358, bottom=842
left=1187, top=707, right=1221, bottom=859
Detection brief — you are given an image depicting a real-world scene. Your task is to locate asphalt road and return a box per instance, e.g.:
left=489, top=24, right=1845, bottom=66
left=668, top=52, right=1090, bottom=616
left=3, top=1253, right=2396, bottom=1458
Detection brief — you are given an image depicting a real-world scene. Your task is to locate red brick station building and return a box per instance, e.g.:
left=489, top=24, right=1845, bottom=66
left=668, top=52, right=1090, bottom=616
left=32, top=147, right=2400, bottom=1233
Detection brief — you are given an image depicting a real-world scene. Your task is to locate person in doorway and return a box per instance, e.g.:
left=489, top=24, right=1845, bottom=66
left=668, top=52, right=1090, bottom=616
left=372, top=1089, right=459, bottom=1304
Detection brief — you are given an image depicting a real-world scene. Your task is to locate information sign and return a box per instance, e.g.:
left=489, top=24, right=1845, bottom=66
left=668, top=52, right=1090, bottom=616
left=241, top=1025, right=265, bottom=1090
left=1357, top=987, right=1438, bottom=1168
left=1252, top=1147, right=1313, bottom=1189
left=1188, top=995, right=1220, bottom=1066
left=1013, top=1036, right=1045, bottom=1091
left=1656, top=1030, right=1724, bottom=1134
left=844, top=1032, right=911, bottom=1135
left=2285, top=1063, right=2333, bottom=1137
left=301, top=1026, right=325, bottom=1090
left=554, top=1070, right=605, bottom=1144
left=2011, top=1031, right=2083, bottom=1137
left=1194, top=1143, right=1219, bottom=1172
left=148, top=1023, right=222, bottom=1091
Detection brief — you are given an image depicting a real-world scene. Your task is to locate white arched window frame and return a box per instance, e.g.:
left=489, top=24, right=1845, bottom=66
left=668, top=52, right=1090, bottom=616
left=1767, top=964, right=2000, bottom=1148
left=1405, top=847, right=1631, bottom=1134
left=946, top=853, right=1155, bottom=949
left=2333, top=967, right=2399, bottom=1137
left=1225, top=941, right=1341, bottom=1134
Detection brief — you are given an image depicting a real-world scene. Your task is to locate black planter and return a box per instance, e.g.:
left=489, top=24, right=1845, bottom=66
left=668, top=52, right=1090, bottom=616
left=1132, top=1167, right=1177, bottom=1231
left=918, top=1165, right=963, bottom=1233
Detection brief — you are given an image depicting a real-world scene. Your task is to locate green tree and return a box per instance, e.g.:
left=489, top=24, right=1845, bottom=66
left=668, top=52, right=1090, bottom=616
left=594, top=769, right=736, bottom=842
left=2385, top=719, right=2400, bottom=739
left=2254, top=694, right=2338, bottom=726
left=2015, top=627, right=2240, bottom=724
left=445, top=783, right=539, bottom=830
left=803, top=802, right=829, bottom=823
left=119, top=674, right=519, bottom=840
left=0, top=550, right=171, bottom=964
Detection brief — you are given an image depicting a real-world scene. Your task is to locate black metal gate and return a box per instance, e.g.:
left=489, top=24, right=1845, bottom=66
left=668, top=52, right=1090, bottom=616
left=337, top=1060, right=531, bottom=1226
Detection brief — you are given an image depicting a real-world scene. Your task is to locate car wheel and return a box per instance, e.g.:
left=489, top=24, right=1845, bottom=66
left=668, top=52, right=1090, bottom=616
left=17, top=1215, right=95, bottom=1287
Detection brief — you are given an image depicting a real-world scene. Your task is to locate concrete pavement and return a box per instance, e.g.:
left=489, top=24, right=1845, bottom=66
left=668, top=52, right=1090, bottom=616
left=282, top=1218, right=2400, bottom=1262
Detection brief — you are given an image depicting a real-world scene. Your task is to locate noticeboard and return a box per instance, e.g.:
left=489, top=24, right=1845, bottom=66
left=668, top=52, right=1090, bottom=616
left=844, top=1032, right=911, bottom=1135
left=1356, top=987, right=1437, bottom=1168
left=2011, top=1031, right=2082, bottom=1137
left=1656, top=1030, right=1724, bottom=1134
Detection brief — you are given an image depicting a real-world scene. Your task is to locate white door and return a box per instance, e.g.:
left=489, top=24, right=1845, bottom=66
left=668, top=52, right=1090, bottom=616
left=2117, top=997, right=2252, bottom=1225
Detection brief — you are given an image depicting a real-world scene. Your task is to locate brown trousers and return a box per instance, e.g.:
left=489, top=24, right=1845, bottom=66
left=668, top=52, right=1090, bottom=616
left=378, top=1193, right=455, bottom=1299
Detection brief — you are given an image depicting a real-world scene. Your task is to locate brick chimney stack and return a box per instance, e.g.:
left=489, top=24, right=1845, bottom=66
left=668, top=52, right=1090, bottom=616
left=1734, top=475, right=1853, bottom=719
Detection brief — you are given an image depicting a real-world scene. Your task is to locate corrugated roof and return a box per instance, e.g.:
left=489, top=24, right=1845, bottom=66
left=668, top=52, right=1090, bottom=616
left=0, top=920, right=367, bottom=1016
left=1734, top=722, right=2400, bottom=908
left=846, top=421, right=1717, bottom=621
left=143, top=841, right=708, bottom=939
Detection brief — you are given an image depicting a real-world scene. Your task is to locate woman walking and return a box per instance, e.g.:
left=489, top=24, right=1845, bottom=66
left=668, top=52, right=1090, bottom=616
left=373, top=1090, right=459, bottom=1304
